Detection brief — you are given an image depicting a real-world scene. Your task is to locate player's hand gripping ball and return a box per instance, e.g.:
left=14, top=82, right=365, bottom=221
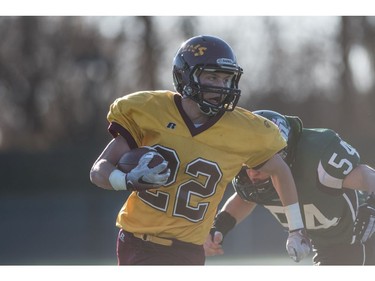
left=117, top=146, right=170, bottom=191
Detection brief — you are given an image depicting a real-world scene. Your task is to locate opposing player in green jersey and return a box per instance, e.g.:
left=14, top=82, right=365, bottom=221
left=89, top=36, right=310, bottom=265
left=205, top=110, right=375, bottom=265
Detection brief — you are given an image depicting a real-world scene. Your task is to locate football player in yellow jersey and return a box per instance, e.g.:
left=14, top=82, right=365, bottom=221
left=89, top=35, right=310, bottom=265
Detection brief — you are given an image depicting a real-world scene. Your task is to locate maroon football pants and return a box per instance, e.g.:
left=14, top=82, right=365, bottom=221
left=116, top=229, right=205, bottom=265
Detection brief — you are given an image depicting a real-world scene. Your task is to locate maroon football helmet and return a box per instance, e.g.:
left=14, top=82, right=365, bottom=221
left=172, top=35, right=243, bottom=116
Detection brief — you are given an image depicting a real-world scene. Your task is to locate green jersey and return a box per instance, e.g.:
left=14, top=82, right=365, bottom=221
left=263, top=128, right=365, bottom=247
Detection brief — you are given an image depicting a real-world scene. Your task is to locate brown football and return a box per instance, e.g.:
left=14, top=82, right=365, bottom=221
left=117, top=147, right=165, bottom=173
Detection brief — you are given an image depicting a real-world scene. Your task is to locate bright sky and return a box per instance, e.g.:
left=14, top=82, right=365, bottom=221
left=84, top=15, right=373, bottom=98
left=1, top=0, right=373, bottom=16
left=2, top=3, right=373, bottom=97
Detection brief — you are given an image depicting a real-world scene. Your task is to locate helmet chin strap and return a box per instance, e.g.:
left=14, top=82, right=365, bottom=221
left=183, top=86, right=220, bottom=117
left=198, top=103, right=218, bottom=116
left=198, top=96, right=224, bottom=116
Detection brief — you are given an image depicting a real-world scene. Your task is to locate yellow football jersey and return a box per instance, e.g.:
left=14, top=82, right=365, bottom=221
left=107, top=90, right=286, bottom=245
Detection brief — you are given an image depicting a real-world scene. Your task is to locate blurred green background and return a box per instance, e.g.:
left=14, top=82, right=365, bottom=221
left=1, top=16, right=375, bottom=265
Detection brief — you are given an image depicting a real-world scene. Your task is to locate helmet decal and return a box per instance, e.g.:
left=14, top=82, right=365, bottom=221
left=254, top=110, right=291, bottom=142
left=254, top=110, right=292, bottom=162
left=270, top=116, right=290, bottom=142
left=216, top=58, right=236, bottom=65
left=180, top=44, right=207, bottom=56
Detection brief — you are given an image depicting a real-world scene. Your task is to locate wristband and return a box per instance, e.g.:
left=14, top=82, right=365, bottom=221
left=109, top=169, right=127, bottom=191
left=212, top=211, right=237, bottom=237
left=284, top=202, right=304, bottom=231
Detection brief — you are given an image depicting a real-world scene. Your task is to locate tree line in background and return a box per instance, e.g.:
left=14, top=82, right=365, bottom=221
left=0, top=16, right=374, bottom=164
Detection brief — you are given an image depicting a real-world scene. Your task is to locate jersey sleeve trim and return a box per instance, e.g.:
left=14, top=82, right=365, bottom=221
left=317, top=160, right=343, bottom=189
left=108, top=121, right=138, bottom=149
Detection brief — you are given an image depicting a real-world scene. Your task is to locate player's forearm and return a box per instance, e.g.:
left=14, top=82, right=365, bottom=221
left=262, top=154, right=298, bottom=206
left=271, top=168, right=305, bottom=230
left=343, top=164, right=375, bottom=194
left=263, top=155, right=304, bottom=230
left=271, top=167, right=298, bottom=206
left=90, top=159, right=117, bottom=190
left=221, top=193, right=256, bottom=224
left=210, top=193, right=256, bottom=241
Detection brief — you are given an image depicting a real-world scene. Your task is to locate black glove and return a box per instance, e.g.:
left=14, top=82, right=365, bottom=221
left=354, top=193, right=375, bottom=243
left=209, top=211, right=237, bottom=244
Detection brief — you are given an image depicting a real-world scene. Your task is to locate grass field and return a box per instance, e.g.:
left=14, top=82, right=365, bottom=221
left=5, top=255, right=372, bottom=281
left=205, top=254, right=313, bottom=265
